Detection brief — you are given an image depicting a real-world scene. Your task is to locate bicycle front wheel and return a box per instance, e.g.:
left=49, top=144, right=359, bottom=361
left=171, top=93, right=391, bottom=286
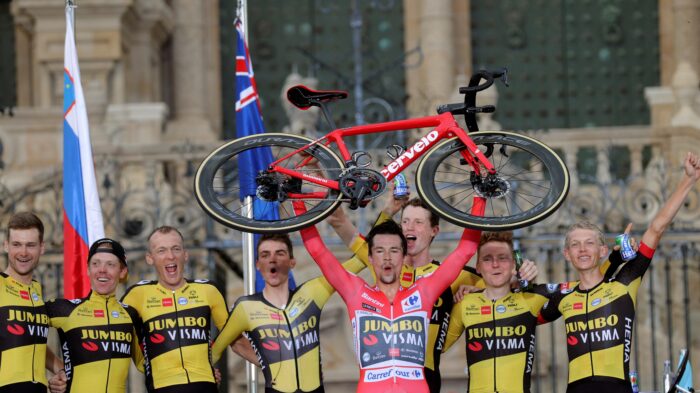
left=416, top=131, right=569, bottom=231
left=194, top=133, right=345, bottom=233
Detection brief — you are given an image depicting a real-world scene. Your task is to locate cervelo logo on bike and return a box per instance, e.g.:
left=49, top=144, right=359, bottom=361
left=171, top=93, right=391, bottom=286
left=380, top=130, right=439, bottom=177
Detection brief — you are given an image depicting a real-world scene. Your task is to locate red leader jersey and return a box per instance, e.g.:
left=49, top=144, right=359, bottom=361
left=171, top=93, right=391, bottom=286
left=298, top=199, right=484, bottom=393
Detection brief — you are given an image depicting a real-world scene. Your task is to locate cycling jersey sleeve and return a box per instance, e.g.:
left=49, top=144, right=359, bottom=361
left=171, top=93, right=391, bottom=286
left=124, top=305, right=145, bottom=372
left=537, top=289, right=564, bottom=324
left=313, top=256, right=367, bottom=299
left=441, top=301, right=465, bottom=353
left=207, top=284, right=229, bottom=331
left=419, top=198, right=484, bottom=301
left=614, top=242, right=654, bottom=286
left=299, top=223, right=358, bottom=300
left=600, top=249, right=623, bottom=280
left=211, top=298, right=249, bottom=364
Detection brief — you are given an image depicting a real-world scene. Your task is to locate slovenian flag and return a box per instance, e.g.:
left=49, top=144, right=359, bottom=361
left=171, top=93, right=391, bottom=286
left=63, top=4, right=105, bottom=299
left=234, top=19, right=295, bottom=292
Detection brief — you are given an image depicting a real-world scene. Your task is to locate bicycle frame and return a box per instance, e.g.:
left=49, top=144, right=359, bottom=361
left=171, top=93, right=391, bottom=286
left=269, top=111, right=498, bottom=200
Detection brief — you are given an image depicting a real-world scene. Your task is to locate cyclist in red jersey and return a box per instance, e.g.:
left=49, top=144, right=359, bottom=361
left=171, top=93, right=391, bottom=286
left=296, top=199, right=484, bottom=393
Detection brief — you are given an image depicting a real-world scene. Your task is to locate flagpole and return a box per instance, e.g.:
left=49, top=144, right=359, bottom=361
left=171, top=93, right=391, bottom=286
left=238, top=1, right=258, bottom=392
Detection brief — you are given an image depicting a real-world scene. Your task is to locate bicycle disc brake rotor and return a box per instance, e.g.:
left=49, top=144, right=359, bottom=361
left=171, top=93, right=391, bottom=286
left=339, top=168, right=387, bottom=209
left=472, top=172, right=511, bottom=199
left=255, top=171, right=300, bottom=202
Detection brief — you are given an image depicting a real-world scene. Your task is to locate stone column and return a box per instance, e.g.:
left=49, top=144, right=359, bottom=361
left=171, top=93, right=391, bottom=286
left=669, top=0, right=700, bottom=129
left=165, top=0, right=216, bottom=141
left=420, top=0, right=454, bottom=110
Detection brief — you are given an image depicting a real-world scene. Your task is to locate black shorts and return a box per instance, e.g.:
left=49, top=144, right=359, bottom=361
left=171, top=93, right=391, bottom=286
left=567, top=378, right=632, bottom=393
left=153, top=382, right=219, bottom=393
left=424, top=367, right=441, bottom=393
left=0, top=382, right=48, bottom=393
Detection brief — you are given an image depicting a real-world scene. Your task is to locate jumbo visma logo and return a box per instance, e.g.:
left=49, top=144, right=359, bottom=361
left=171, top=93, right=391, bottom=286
left=361, top=317, right=425, bottom=347
left=78, top=329, right=132, bottom=355
left=466, top=324, right=528, bottom=352
left=256, top=316, right=320, bottom=354
left=6, top=310, right=49, bottom=338
left=147, top=316, right=208, bottom=343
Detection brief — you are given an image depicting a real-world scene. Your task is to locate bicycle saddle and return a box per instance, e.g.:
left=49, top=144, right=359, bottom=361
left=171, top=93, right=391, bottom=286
left=287, top=85, right=348, bottom=110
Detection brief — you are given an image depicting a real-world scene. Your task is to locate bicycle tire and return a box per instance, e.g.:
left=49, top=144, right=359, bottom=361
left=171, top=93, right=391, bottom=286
left=194, top=133, right=345, bottom=233
left=415, top=131, right=569, bottom=231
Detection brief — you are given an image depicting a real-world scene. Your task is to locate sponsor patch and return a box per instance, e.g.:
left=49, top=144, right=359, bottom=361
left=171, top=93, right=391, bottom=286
left=363, top=367, right=423, bottom=382
left=32, top=293, right=40, bottom=302
left=289, top=307, right=299, bottom=317
left=401, top=292, right=422, bottom=313
left=573, top=302, right=583, bottom=310
left=94, top=310, right=105, bottom=318
left=546, top=283, right=559, bottom=293
left=162, top=298, right=173, bottom=307
left=111, top=311, right=120, bottom=318
left=402, top=272, right=414, bottom=283
left=362, top=303, right=379, bottom=313
left=20, top=290, right=29, bottom=300
left=496, top=305, right=507, bottom=314
left=481, top=306, right=491, bottom=315
left=178, top=297, right=188, bottom=306
left=271, top=313, right=283, bottom=321
left=591, top=298, right=602, bottom=307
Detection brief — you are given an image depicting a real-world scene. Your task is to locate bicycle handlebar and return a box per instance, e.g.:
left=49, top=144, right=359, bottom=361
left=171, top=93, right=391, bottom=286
left=437, top=68, right=508, bottom=132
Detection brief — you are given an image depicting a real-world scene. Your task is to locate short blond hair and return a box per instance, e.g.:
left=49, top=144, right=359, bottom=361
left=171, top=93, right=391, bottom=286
left=564, top=221, right=605, bottom=248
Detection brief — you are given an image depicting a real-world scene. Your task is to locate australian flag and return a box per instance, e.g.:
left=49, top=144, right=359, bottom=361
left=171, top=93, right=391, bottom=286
left=234, top=20, right=295, bottom=292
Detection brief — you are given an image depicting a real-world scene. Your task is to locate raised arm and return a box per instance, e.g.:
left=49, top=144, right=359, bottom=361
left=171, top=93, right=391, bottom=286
left=642, top=152, right=699, bottom=249
left=294, top=203, right=358, bottom=298
left=423, top=197, right=485, bottom=300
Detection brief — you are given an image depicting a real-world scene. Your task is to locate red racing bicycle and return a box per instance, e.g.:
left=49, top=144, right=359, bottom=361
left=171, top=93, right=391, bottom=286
left=195, top=69, right=570, bottom=234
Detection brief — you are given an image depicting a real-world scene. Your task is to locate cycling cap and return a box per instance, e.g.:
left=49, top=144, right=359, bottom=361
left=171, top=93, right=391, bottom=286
left=88, top=238, right=128, bottom=267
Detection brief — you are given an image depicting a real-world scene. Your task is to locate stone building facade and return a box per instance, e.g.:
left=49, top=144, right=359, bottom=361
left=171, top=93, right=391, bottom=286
left=0, top=1, right=698, bottom=392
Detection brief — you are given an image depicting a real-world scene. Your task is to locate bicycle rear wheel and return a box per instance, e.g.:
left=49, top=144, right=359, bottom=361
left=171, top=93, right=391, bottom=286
left=415, top=131, right=569, bottom=231
left=194, top=133, right=345, bottom=233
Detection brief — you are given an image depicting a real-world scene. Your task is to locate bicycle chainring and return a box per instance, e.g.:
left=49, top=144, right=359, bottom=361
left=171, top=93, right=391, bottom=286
left=339, top=168, right=387, bottom=209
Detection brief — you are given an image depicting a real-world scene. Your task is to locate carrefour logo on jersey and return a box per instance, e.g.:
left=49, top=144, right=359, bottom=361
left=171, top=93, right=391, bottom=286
left=400, top=292, right=422, bottom=313
left=363, top=367, right=423, bottom=382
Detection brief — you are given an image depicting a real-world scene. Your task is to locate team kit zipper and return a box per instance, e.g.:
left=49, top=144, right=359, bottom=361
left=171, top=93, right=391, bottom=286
left=104, top=297, right=111, bottom=393
left=172, top=292, right=191, bottom=383
left=281, top=311, right=302, bottom=390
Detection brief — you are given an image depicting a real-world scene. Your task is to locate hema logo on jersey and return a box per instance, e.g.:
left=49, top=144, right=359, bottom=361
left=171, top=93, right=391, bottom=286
left=363, top=366, right=424, bottom=382
left=401, top=292, right=422, bottom=313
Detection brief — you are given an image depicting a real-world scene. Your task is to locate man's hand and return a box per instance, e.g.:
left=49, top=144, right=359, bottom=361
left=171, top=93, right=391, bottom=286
left=612, top=223, right=638, bottom=252
left=516, top=259, right=538, bottom=283
left=214, top=368, right=222, bottom=386
left=48, top=369, right=67, bottom=393
left=684, top=151, right=700, bottom=181
left=454, top=285, right=480, bottom=303
left=381, top=181, right=410, bottom=217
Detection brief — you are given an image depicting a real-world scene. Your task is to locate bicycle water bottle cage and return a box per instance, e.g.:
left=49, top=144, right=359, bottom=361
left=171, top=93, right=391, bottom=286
left=339, top=168, right=386, bottom=210
left=386, top=144, right=407, bottom=160
left=349, top=151, right=372, bottom=168
left=286, top=85, right=348, bottom=110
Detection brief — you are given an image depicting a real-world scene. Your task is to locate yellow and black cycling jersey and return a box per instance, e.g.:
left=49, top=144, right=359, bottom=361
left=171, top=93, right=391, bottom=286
left=0, top=272, right=49, bottom=389
left=444, top=284, right=561, bottom=393
left=350, top=211, right=484, bottom=393
left=46, top=290, right=144, bottom=393
left=540, top=245, right=651, bottom=391
left=121, top=279, right=228, bottom=391
left=211, top=255, right=366, bottom=393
